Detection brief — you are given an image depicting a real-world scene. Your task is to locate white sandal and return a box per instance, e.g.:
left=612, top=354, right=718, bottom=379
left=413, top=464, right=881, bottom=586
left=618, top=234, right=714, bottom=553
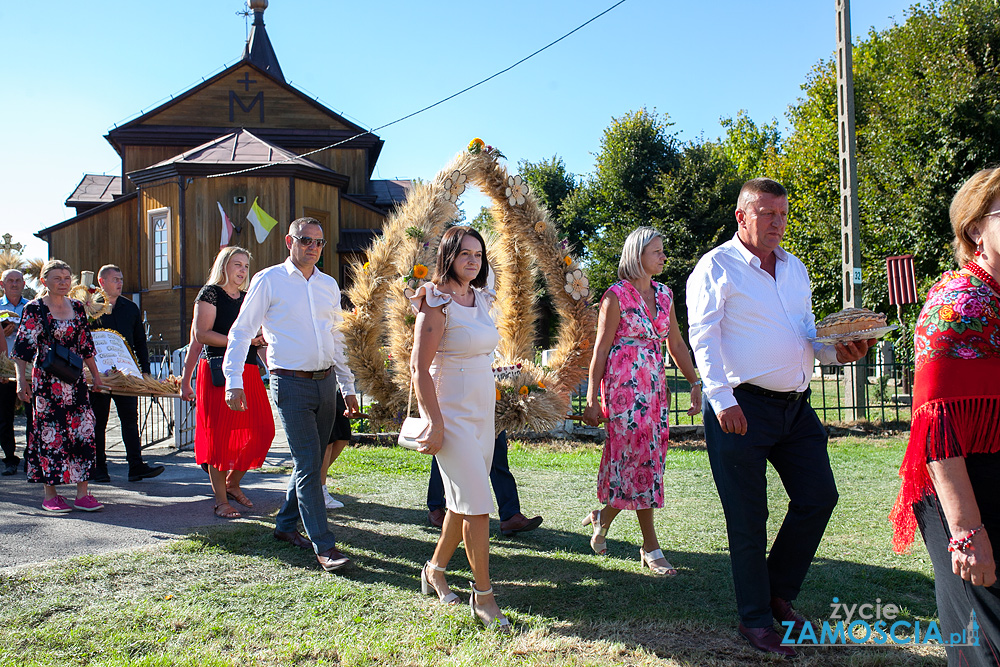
left=582, top=509, right=608, bottom=555
left=469, top=584, right=511, bottom=634
left=420, top=561, right=460, bottom=604
left=640, top=548, right=678, bottom=576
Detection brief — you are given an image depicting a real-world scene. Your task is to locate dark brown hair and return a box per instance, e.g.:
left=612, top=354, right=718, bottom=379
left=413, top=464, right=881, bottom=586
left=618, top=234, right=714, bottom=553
left=433, top=226, right=489, bottom=289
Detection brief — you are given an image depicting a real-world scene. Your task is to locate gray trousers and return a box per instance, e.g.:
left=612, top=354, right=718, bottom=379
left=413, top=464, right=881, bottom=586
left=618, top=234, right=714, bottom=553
left=271, top=373, right=339, bottom=554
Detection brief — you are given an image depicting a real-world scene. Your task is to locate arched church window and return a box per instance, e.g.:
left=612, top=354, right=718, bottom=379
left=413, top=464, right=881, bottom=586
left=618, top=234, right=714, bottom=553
left=147, top=207, right=171, bottom=288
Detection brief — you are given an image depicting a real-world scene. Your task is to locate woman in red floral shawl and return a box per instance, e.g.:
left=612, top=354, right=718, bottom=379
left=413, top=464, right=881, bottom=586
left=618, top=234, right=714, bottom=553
left=890, top=168, right=1000, bottom=667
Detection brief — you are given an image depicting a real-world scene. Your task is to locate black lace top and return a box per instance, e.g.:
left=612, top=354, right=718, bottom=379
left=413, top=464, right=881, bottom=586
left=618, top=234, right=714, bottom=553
left=196, top=284, right=258, bottom=364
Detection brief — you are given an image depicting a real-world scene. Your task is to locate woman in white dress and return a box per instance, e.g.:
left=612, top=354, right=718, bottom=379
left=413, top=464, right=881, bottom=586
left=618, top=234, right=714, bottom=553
left=409, top=225, right=509, bottom=632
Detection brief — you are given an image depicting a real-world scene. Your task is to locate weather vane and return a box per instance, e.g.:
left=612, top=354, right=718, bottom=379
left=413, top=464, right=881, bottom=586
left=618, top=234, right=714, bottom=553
left=237, top=3, right=251, bottom=41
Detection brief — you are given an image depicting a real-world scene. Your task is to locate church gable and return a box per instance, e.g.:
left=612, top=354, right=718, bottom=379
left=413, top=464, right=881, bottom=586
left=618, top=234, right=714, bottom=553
left=125, top=64, right=357, bottom=132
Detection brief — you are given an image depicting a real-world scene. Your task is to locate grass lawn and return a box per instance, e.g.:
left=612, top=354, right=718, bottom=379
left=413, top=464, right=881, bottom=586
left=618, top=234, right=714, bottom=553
left=0, top=437, right=944, bottom=666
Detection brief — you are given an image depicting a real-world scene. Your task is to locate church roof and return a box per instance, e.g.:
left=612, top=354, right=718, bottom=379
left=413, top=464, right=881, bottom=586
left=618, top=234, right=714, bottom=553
left=242, top=1, right=284, bottom=82
left=65, top=175, right=122, bottom=207
left=368, top=179, right=412, bottom=208
left=127, top=129, right=349, bottom=188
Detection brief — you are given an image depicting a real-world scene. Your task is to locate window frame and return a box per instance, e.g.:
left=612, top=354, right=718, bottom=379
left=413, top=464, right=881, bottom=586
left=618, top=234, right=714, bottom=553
left=147, top=207, right=172, bottom=289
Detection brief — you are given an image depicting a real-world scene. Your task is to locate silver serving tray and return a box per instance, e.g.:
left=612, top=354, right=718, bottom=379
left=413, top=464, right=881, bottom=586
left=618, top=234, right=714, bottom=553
left=810, top=324, right=898, bottom=345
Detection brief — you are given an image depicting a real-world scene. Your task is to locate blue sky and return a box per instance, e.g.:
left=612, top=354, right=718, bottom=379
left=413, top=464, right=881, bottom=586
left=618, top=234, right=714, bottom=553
left=0, top=0, right=917, bottom=259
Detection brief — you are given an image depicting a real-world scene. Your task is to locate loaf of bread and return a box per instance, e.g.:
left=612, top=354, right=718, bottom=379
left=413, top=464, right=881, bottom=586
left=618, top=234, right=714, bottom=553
left=815, top=307, right=887, bottom=337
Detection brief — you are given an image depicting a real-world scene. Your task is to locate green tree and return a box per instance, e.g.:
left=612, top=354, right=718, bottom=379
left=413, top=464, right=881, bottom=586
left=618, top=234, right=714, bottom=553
left=779, top=0, right=1000, bottom=335
left=518, top=155, right=577, bottom=219
left=650, top=140, right=742, bottom=332
left=570, top=108, right=680, bottom=297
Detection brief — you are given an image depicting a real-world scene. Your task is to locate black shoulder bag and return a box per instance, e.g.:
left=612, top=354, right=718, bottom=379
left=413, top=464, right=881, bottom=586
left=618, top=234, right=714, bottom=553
left=41, top=343, right=83, bottom=384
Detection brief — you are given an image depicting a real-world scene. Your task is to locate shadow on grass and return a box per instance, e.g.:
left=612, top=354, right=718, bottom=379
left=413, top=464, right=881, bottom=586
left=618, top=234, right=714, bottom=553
left=185, top=499, right=941, bottom=664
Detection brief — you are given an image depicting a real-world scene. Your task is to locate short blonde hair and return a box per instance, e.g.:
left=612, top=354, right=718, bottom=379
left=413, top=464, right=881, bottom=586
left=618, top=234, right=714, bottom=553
left=618, top=227, right=663, bottom=281
left=951, top=168, right=1000, bottom=266
left=206, top=247, right=252, bottom=290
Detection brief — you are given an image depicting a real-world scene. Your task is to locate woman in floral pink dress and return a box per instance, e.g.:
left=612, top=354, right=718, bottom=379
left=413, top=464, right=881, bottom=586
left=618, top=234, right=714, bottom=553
left=582, top=227, right=702, bottom=575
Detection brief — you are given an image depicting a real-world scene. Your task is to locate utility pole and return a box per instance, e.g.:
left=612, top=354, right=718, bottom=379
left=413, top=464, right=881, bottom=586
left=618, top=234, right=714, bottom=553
left=835, top=0, right=867, bottom=420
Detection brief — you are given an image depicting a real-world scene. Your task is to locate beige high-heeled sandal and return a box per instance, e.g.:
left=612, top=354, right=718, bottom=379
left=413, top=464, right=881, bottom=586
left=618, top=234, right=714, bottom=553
left=640, top=548, right=678, bottom=576
left=582, top=509, right=608, bottom=555
left=420, top=561, right=460, bottom=604
left=469, top=584, right=511, bottom=634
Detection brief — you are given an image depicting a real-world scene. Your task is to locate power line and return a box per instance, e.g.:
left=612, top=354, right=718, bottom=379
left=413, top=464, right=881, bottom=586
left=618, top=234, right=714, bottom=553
left=208, top=0, right=629, bottom=179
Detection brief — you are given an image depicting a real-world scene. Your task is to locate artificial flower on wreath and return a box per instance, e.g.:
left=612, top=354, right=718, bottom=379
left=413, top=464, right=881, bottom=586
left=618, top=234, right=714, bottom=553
left=443, top=170, right=467, bottom=202
left=469, top=138, right=485, bottom=153
left=533, top=221, right=546, bottom=234
left=505, top=175, right=529, bottom=206
left=565, top=270, right=589, bottom=301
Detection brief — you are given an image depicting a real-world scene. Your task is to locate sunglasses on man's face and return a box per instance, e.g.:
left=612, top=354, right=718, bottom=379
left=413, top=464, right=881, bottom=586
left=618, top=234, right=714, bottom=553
left=291, top=235, right=328, bottom=248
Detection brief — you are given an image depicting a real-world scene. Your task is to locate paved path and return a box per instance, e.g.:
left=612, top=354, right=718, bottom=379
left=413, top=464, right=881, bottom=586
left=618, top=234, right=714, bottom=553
left=0, top=404, right=296, bottom=570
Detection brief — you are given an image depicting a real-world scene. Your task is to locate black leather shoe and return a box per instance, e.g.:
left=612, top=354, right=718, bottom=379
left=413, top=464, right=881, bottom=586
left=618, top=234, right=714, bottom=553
left=273, top=529, right=312, bottom=550
left=90, top=465, right=110, bottom=483
left=771, top=596, right=813, bottom=635
left=500, top=512, right=543, bottom=537
left=1, top=457, right=18, bottom=476
left=428, top=508, right=445, bottom=529
left=128, top=462, right=165, bottom=481
left=738, top=624, right=796, bottom=657
left=316, top=547, right=351, bottom=571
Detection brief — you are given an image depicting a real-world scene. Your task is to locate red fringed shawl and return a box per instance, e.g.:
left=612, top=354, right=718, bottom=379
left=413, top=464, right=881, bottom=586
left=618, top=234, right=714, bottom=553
left=889, top=269, right=1000, bottom=553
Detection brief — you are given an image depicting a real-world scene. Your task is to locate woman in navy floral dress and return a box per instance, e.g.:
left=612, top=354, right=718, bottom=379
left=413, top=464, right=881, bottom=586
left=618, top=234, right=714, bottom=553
left=12, top=260, right=106, bottom=513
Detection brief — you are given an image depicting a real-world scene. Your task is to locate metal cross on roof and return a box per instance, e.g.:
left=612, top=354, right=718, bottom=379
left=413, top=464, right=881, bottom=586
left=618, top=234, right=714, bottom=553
left=0, top=234, right=23, bottom=254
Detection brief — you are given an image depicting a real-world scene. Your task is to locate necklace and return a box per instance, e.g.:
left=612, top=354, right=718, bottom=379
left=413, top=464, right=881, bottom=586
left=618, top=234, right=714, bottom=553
left=964, top=261, right=1000, bottom=296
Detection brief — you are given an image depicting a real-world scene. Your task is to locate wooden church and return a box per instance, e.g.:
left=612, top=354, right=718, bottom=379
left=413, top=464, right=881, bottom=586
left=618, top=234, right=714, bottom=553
left=36, top=0, right=409, bottom=349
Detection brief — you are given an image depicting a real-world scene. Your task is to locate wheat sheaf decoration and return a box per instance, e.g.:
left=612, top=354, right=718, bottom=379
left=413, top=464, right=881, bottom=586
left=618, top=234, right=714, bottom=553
left=342, top=139, right=596, bottom=433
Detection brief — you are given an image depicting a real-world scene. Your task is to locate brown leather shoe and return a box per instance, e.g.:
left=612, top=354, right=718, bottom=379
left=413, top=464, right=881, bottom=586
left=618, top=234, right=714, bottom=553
left=500, top=512, right=543, bottom=537
left=771, top=596, right=813, bottom=635
left=273, top=529, right=312, bottom=550
left=316, top=547, right=351, bottom=571
left=738, top=624, right=796, bottom=657
left=428, top=508, right=445, bottom=529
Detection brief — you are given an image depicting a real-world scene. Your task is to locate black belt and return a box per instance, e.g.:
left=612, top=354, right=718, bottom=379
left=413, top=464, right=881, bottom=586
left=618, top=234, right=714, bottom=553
left=736, top=383, right=805, bottom=401
left=270, top=367, right=332, bottom=380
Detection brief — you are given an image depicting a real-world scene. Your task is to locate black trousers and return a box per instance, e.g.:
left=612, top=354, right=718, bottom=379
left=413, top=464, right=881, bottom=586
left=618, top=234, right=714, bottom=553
left=915, top=454, right=1000, bottom=667
left=0, top=381, right=31, bottom=464
left=704, top=387, right=838, bottom=627
left=427, top=430, right=520, bottom=522
left=91, top=393, right=143, bottom=469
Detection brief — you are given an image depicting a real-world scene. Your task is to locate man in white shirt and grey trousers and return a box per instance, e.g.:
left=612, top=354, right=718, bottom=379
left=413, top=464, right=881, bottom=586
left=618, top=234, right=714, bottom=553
left=223, top=216, right=361, bottom=572
left=686, top=178, right=874, bottom=657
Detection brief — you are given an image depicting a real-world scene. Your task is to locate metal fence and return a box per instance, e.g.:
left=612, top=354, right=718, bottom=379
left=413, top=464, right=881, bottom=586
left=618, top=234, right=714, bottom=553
left=567, top=356, right=913, bottom=430
left=139, top=340, right=174, bottom=448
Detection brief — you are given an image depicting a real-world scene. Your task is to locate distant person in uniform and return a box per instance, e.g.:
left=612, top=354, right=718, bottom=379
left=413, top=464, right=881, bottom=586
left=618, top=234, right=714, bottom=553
left=89, top=265, right=164, bottom=483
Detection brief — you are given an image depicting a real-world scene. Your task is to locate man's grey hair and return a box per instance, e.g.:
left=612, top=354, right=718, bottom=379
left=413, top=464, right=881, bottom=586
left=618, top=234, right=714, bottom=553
left=289, top=217, right=323, bottom=237
left=618, top=226, right=663, bottom=281
left=1, top=269, right=23, bottom=281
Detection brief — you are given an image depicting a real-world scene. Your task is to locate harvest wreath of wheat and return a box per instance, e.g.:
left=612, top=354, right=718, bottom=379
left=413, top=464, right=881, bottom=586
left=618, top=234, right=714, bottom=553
left=342, top=139, right=597, bottom=433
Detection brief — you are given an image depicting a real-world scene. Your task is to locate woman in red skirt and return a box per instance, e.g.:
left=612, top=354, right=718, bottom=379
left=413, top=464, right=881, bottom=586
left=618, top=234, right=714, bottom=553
left=181, top=247, right=274, bottom=519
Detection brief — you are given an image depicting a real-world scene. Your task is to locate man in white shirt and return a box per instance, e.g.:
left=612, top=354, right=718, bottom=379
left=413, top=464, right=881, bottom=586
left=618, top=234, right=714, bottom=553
left=224, top=217, right=360, bottom=572
left=686, top=178, right=873, bottom=656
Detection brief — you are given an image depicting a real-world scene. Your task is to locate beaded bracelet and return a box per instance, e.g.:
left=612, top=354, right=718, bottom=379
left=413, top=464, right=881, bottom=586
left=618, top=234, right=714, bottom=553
left=948, top=525, right=984, bottom=553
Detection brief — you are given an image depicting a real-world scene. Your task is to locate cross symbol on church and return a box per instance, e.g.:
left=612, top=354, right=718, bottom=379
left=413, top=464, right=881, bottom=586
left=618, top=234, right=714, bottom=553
left=0, top=234, right=22, bottom=254
left=237, top=72, right=257, bottom=92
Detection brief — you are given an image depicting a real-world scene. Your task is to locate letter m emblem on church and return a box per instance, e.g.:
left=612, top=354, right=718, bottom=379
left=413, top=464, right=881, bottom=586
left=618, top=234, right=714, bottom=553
left=230, top=91, right=264, bottom=122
